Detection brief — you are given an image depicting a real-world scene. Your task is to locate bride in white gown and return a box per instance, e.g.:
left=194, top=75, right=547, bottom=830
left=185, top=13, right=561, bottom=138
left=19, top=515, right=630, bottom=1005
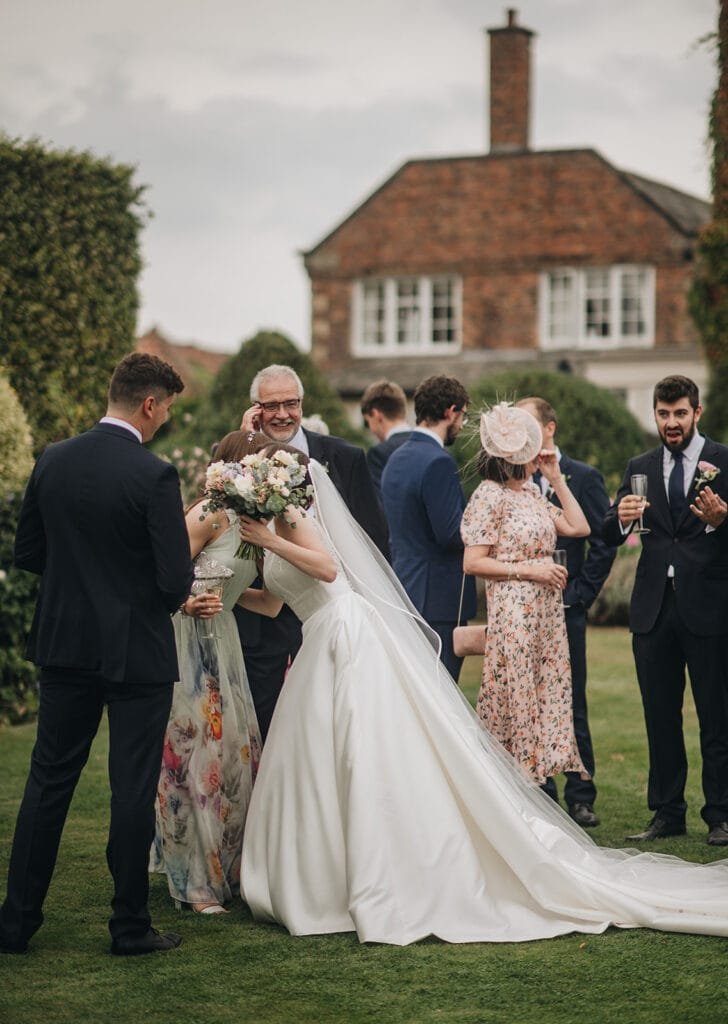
left=238, top=453, right=728, bottom=946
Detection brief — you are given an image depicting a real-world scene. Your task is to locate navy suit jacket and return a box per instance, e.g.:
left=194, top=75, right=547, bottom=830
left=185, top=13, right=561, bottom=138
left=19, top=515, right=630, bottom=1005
left=366, top=431, right=413, bottom=496
left=381, top=431, right=476, bottom=623
left=542, top=453, right=616, bottom=610
left=603, top=437, right=728, bottom=635
left=14, top=422, right=193, bottom=683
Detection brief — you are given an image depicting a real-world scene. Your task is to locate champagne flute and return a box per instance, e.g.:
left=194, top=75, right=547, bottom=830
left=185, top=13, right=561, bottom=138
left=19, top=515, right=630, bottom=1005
left=630, top=473, right=650, bottom=535
left=191, top=577, right=225, bottom=641
left=553, top=549, right=570, bottom=609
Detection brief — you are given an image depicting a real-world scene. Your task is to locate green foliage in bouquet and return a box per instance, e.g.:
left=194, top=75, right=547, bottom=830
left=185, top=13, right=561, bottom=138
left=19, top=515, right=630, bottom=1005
left=0, top=136, right=147, bottom=451
left=453, top=369, right=647, bottom=498
left=158, top=330, right=363, bottom=453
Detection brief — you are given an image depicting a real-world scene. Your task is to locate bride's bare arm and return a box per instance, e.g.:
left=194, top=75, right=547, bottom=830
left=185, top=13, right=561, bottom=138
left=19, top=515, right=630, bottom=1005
left=237, top=587, right=284, bottom=617
left=238, top=511, right=338, bottom=583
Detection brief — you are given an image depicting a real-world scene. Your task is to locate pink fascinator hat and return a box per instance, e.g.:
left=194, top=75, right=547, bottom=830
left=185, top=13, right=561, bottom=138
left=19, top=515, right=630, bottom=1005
left=479, top=402, right=542, bottom=465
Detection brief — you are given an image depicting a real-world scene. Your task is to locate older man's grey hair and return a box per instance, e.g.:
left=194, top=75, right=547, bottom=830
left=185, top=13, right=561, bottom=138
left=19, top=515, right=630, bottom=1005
left=250, top=365, right=305, bottom=402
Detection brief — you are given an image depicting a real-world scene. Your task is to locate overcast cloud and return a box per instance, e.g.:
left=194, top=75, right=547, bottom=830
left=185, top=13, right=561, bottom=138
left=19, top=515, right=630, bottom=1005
left=0, top=0, right=718, bottom=352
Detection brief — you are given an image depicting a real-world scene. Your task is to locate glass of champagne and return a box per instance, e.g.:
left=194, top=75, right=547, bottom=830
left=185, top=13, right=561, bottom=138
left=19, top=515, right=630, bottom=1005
left=553, top=549, right=570, bottom=608
left=200, top=580, right=225, bottom=640
left=630, top=473, right=650, bottom=534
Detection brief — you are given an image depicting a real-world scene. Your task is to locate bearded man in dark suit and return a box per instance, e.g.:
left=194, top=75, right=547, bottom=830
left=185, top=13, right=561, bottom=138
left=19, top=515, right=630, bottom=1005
left=517, top=397, right=616, bottom=829
left=0, top=353, right=193, bottom=956
left=603, top=375, right=728, bottom=847
left=235, top=364, right=388, bottom=740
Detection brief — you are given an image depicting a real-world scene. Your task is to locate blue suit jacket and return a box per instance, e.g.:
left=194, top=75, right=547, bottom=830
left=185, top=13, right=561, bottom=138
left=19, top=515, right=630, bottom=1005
left=381, top=431, right=476, bottom=623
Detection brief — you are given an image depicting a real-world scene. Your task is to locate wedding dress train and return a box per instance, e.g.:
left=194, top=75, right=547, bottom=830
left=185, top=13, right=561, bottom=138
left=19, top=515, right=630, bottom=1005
left=241, top=463, right=728, bottom=945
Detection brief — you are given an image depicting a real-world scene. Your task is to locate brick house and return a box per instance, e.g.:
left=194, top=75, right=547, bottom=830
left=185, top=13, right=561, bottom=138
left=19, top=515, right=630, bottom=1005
left=302, top=9, right=710, bottom=430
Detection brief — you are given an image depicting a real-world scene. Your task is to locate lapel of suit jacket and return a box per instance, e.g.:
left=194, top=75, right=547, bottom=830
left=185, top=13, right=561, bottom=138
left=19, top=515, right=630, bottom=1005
left=644, top=446, right=671, bottom=531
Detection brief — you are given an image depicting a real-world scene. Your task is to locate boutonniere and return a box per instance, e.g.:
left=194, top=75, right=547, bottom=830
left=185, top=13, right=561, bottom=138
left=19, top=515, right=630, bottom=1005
left=695, top=461, right=720, bottom=490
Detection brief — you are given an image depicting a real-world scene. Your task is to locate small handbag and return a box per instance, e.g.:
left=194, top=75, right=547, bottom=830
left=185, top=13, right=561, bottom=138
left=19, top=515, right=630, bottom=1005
left=452, top=573, right=487, bottom=657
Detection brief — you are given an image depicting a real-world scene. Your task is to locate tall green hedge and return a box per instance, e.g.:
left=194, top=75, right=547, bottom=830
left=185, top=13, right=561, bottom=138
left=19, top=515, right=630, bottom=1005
left=0, top=136, right=147, bottom=451
left=0, top=373, right=37, bottom=723
left=689, top=3, right=728, bottom=439
left=453, top=369, right=647, bottom=496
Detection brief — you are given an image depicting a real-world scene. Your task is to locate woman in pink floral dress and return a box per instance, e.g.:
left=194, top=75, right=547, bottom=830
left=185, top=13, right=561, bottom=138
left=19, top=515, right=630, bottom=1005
left=461, top=403, right=590, bottom=786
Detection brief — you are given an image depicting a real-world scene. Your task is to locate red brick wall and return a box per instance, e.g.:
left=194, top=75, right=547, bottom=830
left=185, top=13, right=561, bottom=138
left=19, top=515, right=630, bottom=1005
left=306, top=150, right=698, bottom=373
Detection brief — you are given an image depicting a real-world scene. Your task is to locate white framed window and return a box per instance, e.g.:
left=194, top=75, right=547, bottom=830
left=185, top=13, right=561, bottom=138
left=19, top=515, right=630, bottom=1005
left=539, top=265, right=655, bottom=349
left=352, top=276, right=462, bottom=355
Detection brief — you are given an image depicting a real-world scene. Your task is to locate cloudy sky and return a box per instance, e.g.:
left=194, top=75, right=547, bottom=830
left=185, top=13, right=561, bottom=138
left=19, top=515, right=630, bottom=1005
left=0, top=0, right=718, bottom=353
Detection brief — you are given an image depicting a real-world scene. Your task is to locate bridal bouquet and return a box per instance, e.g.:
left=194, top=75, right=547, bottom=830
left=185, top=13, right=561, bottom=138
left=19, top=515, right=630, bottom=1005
left=201, top=449, right=314, bottom=560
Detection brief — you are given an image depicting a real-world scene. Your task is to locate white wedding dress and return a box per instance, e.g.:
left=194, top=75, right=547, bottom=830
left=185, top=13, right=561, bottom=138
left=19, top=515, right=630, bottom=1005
left=241, top=463, right=728, bottom=945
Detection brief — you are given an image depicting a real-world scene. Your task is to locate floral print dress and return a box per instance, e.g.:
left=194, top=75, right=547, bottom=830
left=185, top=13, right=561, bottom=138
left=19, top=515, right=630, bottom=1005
left=461, top=480, right=585, bottom=784
left=150, top=512, right=262, bottom=906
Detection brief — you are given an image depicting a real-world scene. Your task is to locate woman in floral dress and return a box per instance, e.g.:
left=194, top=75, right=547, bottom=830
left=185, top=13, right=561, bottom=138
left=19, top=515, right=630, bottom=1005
left=150, top=431, right=265, bottom=914
left=461, top=403, right=590, bottom=786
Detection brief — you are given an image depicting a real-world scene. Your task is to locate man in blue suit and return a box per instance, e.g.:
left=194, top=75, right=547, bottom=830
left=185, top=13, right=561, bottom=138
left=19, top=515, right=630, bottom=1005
left=518, top=397, right=616, bottom=828
left=360, top=379, right=413, bottom=498
left=382, top=375, right=475, bottom=682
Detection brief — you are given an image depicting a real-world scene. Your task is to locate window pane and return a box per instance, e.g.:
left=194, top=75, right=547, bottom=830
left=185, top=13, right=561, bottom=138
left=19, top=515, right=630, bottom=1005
left=621, top=270, right=647, bottom=336
left=548, top=272, right=575, bottom=340
left=362, top=281, right=386, bottom=347
left=396, top=279, right=420, bottom=346
left=584, top=269, right=611, bottom=338
left=431, top=278, right=457, bottom=344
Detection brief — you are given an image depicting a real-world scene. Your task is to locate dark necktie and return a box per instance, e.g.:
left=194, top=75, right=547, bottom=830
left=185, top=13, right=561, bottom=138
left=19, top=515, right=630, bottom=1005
left=532, top=469, right=543, bottom=492
left=668, top=451, right=686, bottom=527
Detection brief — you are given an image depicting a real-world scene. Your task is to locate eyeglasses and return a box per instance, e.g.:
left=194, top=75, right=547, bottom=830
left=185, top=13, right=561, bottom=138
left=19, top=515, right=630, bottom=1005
left=258, top=399, right=302, bottom=414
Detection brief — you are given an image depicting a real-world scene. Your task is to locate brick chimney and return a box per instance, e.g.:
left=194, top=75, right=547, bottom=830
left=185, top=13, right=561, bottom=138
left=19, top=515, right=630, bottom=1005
left=487, top=8, right=535, bottom=153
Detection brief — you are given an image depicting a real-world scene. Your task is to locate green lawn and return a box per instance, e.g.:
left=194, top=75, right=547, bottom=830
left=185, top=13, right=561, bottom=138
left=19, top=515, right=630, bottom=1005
left=0, top=627, right=725, bottom=1024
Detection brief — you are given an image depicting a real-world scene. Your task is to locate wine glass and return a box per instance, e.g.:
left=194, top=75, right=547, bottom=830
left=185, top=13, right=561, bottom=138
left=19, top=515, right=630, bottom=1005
left=191, top=577, right=226, bottom=640
left=553, top=549, right=570, bottom=609
left=630, top=474, right=650, bottom=535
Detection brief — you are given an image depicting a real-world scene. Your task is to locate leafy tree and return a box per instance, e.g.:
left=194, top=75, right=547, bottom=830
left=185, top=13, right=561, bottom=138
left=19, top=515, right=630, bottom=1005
left=689, top=1, right=728, bottom=439
left=0, top=373, right=34, bottom=492
left=0, top=136, right=146, bottom=451
left=453, top=369, right=646, bottom=496
left=157, top=330, right=363, bottom=455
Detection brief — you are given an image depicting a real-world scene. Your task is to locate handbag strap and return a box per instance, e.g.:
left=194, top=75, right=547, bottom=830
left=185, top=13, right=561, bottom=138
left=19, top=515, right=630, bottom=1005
left=457, top=572, right=467, bottom=623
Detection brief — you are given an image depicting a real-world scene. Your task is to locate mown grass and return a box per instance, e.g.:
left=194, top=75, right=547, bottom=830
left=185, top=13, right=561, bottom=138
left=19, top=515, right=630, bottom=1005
left=0, top=627, right=725, bottom=1024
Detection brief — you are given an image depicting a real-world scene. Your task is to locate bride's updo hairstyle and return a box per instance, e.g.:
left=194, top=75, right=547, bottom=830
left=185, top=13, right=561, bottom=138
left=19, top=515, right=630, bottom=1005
left=213, top=429, right=270, bottom=463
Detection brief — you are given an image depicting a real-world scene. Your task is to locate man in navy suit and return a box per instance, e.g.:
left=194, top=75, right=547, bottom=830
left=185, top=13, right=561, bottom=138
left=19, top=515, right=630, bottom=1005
left=518, top=397, right=616, bottom=828
left=381, top=375, right=475, bottom=682
left=0, top=354, right=193, bottom=955
left=360, top=379, right=413, bottom=497
left=236, top=364, right=388, bottom=739
left=603, top=375, right=728, bottom=846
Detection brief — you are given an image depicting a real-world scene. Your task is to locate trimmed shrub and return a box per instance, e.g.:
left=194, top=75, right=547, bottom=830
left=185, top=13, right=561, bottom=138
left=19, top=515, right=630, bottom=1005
left=0, top=373, right=34, bottom=492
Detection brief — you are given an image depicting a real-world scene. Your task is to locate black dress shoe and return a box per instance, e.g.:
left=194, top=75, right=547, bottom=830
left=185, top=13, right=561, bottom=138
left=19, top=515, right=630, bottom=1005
left=707, top=822, right=728, bottom=847
left=111, top=928, right=182, bottom=956
left=569, top=802, right=600, bottom=828
left=625, top=817, right=686, bottom=841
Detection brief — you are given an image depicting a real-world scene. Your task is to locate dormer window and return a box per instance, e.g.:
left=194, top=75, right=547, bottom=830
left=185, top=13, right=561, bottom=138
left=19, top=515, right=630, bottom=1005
left=352, top=276, right=462, bottom=354
left=539, top=265, right=655, bottom=349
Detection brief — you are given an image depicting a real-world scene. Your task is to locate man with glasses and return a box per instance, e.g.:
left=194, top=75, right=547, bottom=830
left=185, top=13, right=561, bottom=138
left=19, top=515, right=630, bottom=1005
left=381, top=374, right=475, bottom=682
left=236, top=364, right=388, bottom=738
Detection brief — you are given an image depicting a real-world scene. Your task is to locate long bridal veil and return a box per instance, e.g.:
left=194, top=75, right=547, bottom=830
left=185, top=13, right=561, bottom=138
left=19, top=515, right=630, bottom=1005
left=309, top=460, right=728, bottom=940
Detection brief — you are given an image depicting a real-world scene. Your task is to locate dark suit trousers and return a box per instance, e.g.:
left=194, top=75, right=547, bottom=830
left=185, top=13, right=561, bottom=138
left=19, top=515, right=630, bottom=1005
left=632, top=584, right=728, bottom=827
left=430, top=621, right=463, bottom=684
left=234, top=605, right=302, bottom=742
left=0, top=670, right=173, bottom=947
